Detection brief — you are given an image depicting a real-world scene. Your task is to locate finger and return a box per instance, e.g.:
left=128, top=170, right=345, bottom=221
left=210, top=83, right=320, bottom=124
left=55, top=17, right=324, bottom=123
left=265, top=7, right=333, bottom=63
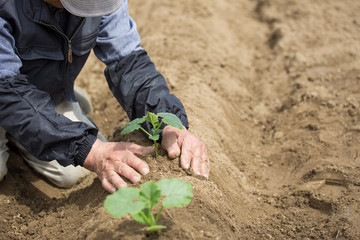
left=126, top=143, right=155, bottom=156
left=180, top=140, right=193, bottom=170
left=191, top=146, right=202, bottom=176
left=200, top=153, right=210, bottom=179
left=101, top=178, right=117, bottom=193
left=177, top=131, right=186, bottom=149
left=108, top=170, right=128, bottom=189
left=124, top=151, right=150, bottom=175
left=201, top=148, right=210, bottom=178
left=141, top=145, right=156, bottom=155
left=162, top=131, right=181, bottom=159
left=201, top=163, right=209, bottom=179
left=117, top=161, right=142, bottom=183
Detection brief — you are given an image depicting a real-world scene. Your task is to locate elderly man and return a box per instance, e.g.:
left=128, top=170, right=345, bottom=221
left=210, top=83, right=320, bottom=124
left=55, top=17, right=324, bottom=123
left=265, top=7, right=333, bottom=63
left=0, top=0, right=210, bottom=192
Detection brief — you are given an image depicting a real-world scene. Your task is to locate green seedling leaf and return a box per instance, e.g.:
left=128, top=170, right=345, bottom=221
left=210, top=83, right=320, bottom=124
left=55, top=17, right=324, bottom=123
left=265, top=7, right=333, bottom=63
left=121, top=111, right=184, bottom=158
left=157, top=178, right=193, bottom=208
left=121, top=118, right=146, bottom=135
left=144, top=112, right=159, bottom=126
left=104, top=187, right=145, bottom=218
left=104, top=178, right=193, bottom=234
left=139, top=181, right=161, bottom=208
left=149, top=134, right=159, bottom=141
left=158, top=113, right=183, bottom=130
left=147, top=225, right=167, bottom=232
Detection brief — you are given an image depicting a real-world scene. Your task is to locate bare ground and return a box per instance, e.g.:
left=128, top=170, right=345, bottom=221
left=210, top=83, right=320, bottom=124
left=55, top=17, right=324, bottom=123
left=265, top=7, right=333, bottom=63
left=1, top=0, right=360, bottom=239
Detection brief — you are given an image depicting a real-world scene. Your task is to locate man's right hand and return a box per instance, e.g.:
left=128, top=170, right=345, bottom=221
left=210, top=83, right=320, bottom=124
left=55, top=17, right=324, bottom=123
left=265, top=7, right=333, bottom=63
left=83, top=139, right=154, bottom=193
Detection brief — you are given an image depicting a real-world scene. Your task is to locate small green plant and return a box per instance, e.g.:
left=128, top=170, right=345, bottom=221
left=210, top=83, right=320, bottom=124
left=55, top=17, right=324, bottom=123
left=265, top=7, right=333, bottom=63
left=121, top=112, right=184, bottom=157
left=104, top=178, right=193, bottom=234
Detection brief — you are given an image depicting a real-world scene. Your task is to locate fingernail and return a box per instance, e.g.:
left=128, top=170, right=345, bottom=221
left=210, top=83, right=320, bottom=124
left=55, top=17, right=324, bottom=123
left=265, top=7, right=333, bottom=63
left=204, top=174, right=209, bottom=179
left=120, top=183, right=127, bottom=188
left=111, top=187, right=117, bottom=193
left=196, top=171, right=201, bottom=175
left=185, top=163, right=189, bottom=169
left=142, top=167, right=149, bottom=175
left=132, top=176, right=140, bottom=183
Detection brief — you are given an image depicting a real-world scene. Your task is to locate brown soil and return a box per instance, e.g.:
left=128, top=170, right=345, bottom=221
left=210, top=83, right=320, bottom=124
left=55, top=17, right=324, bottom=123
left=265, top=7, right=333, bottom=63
left=1, top=0, right=360, bottom=239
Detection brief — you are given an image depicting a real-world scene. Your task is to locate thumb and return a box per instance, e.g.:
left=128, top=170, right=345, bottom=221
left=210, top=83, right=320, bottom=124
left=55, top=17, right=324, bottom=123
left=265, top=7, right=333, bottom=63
left=141, top=145, right=156, bottom=155
left=124, top=143, right=155, bottom=156
left=162, top=130, right=181, bottom=159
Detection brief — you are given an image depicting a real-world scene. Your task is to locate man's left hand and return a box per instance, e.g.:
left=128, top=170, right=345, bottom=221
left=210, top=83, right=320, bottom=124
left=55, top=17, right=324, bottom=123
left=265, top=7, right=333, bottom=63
left=161, top=125, right=210, bottom=179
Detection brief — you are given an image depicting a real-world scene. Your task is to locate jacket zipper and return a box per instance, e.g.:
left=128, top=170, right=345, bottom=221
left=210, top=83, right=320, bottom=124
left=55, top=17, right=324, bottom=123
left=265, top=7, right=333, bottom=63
left=39, top=18, right=86, bottom=63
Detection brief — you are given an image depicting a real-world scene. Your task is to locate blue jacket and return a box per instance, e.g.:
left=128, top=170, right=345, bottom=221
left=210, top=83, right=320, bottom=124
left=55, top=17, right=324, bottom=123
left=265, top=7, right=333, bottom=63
left=0, top=0, right=188, bottom=166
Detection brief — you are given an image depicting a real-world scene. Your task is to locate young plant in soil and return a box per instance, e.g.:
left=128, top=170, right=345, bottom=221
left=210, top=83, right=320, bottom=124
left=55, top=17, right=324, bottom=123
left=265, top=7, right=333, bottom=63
left=104, top=178, right=193, bottom=234
left=121, top=112, right=184, bottom=157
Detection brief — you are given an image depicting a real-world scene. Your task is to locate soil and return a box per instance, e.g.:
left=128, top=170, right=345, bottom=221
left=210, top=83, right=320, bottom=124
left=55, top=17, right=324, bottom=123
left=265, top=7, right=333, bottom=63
left=1, top=0, right=360, bottom=239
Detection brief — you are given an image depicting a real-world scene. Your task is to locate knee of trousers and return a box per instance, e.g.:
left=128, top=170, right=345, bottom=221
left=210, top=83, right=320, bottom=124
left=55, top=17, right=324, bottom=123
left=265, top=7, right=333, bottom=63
left=48, top=166, right=90, bottom=189
left=0, top=150, right=9, bottom=182
left=0, top=127, right=9, bottom=182
left=25, top=158, right=90, bottom=189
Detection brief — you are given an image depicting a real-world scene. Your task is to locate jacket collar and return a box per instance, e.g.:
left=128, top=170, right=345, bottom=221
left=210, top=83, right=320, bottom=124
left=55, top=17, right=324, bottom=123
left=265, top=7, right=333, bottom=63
left=23, top=0, right=59, bottom=26
left=22, top=0, right=85, bottom=37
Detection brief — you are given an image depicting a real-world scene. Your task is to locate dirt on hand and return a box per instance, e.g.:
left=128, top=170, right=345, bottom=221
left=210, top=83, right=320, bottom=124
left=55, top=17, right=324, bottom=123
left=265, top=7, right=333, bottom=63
left=1, top=0, right=359, bottom=239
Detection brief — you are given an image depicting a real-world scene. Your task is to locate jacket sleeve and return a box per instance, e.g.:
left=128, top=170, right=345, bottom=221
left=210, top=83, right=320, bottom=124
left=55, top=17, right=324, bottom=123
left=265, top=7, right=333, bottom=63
left=93, top=0, right=189, bottom=133
left=0, top=17, right=98, bottom=167
left=104, top=50, right=189, bottom=132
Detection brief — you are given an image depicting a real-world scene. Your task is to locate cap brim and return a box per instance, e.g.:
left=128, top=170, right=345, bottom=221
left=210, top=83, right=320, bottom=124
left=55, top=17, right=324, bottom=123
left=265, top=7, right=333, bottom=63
left=60, top=0, right=122, bottom=17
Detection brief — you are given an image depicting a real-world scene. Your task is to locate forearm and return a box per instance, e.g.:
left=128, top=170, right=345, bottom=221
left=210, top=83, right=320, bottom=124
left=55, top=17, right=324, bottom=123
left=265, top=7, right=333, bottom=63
left=105, top=49, right=189, bottom=133
left=0, top=74, right=98, bottom=166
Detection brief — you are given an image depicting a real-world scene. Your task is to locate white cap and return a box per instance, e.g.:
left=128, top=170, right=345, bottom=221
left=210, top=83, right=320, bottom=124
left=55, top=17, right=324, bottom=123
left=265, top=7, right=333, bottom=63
left=60, top=0, right=122, bottom=17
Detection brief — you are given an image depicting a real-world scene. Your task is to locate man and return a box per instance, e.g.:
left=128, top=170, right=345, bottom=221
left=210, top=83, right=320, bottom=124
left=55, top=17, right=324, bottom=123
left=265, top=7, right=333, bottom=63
left=0, top=0, right=210, bottom=193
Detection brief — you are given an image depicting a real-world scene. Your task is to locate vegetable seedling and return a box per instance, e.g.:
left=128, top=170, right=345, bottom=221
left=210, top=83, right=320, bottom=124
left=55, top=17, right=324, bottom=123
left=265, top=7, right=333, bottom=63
left=121, top=112, right=184, bottom=157
left=104, top=178, right=193, bottom=234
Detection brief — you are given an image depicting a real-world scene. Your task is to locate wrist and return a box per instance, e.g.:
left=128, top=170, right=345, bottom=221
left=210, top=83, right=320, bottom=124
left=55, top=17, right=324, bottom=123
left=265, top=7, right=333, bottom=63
left=74, top=133, right=98, bottom=166
left=83, top=139, right=102, bottom=171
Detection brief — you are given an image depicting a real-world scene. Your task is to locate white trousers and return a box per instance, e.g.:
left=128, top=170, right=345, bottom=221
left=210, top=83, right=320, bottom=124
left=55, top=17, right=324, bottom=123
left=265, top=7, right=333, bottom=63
left=0, top=100, right=106, bottom=188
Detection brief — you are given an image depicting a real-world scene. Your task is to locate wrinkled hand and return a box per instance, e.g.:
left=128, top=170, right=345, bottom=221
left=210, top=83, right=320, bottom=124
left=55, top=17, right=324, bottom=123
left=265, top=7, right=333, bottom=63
left=83, top=139, right=154, bottom=193
left=161, top=125, right=210, bottom=179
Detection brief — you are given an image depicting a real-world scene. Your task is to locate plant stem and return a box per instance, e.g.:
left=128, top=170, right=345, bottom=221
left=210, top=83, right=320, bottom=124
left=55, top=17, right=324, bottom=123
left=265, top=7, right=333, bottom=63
left=154, top=120, right=164, bottom=134
left=139, top=127, right=151, bottom=137
left=140, top=126, right=159, bottom=157
left=154, top=140, right=158, bottom=158
left=155, top=206, right=164, bottom=224
left=149, top=208, right=156, bottom=224
left=152, top=120, right=164, bottom=158
left=139, top=211, right=153, bottom=226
